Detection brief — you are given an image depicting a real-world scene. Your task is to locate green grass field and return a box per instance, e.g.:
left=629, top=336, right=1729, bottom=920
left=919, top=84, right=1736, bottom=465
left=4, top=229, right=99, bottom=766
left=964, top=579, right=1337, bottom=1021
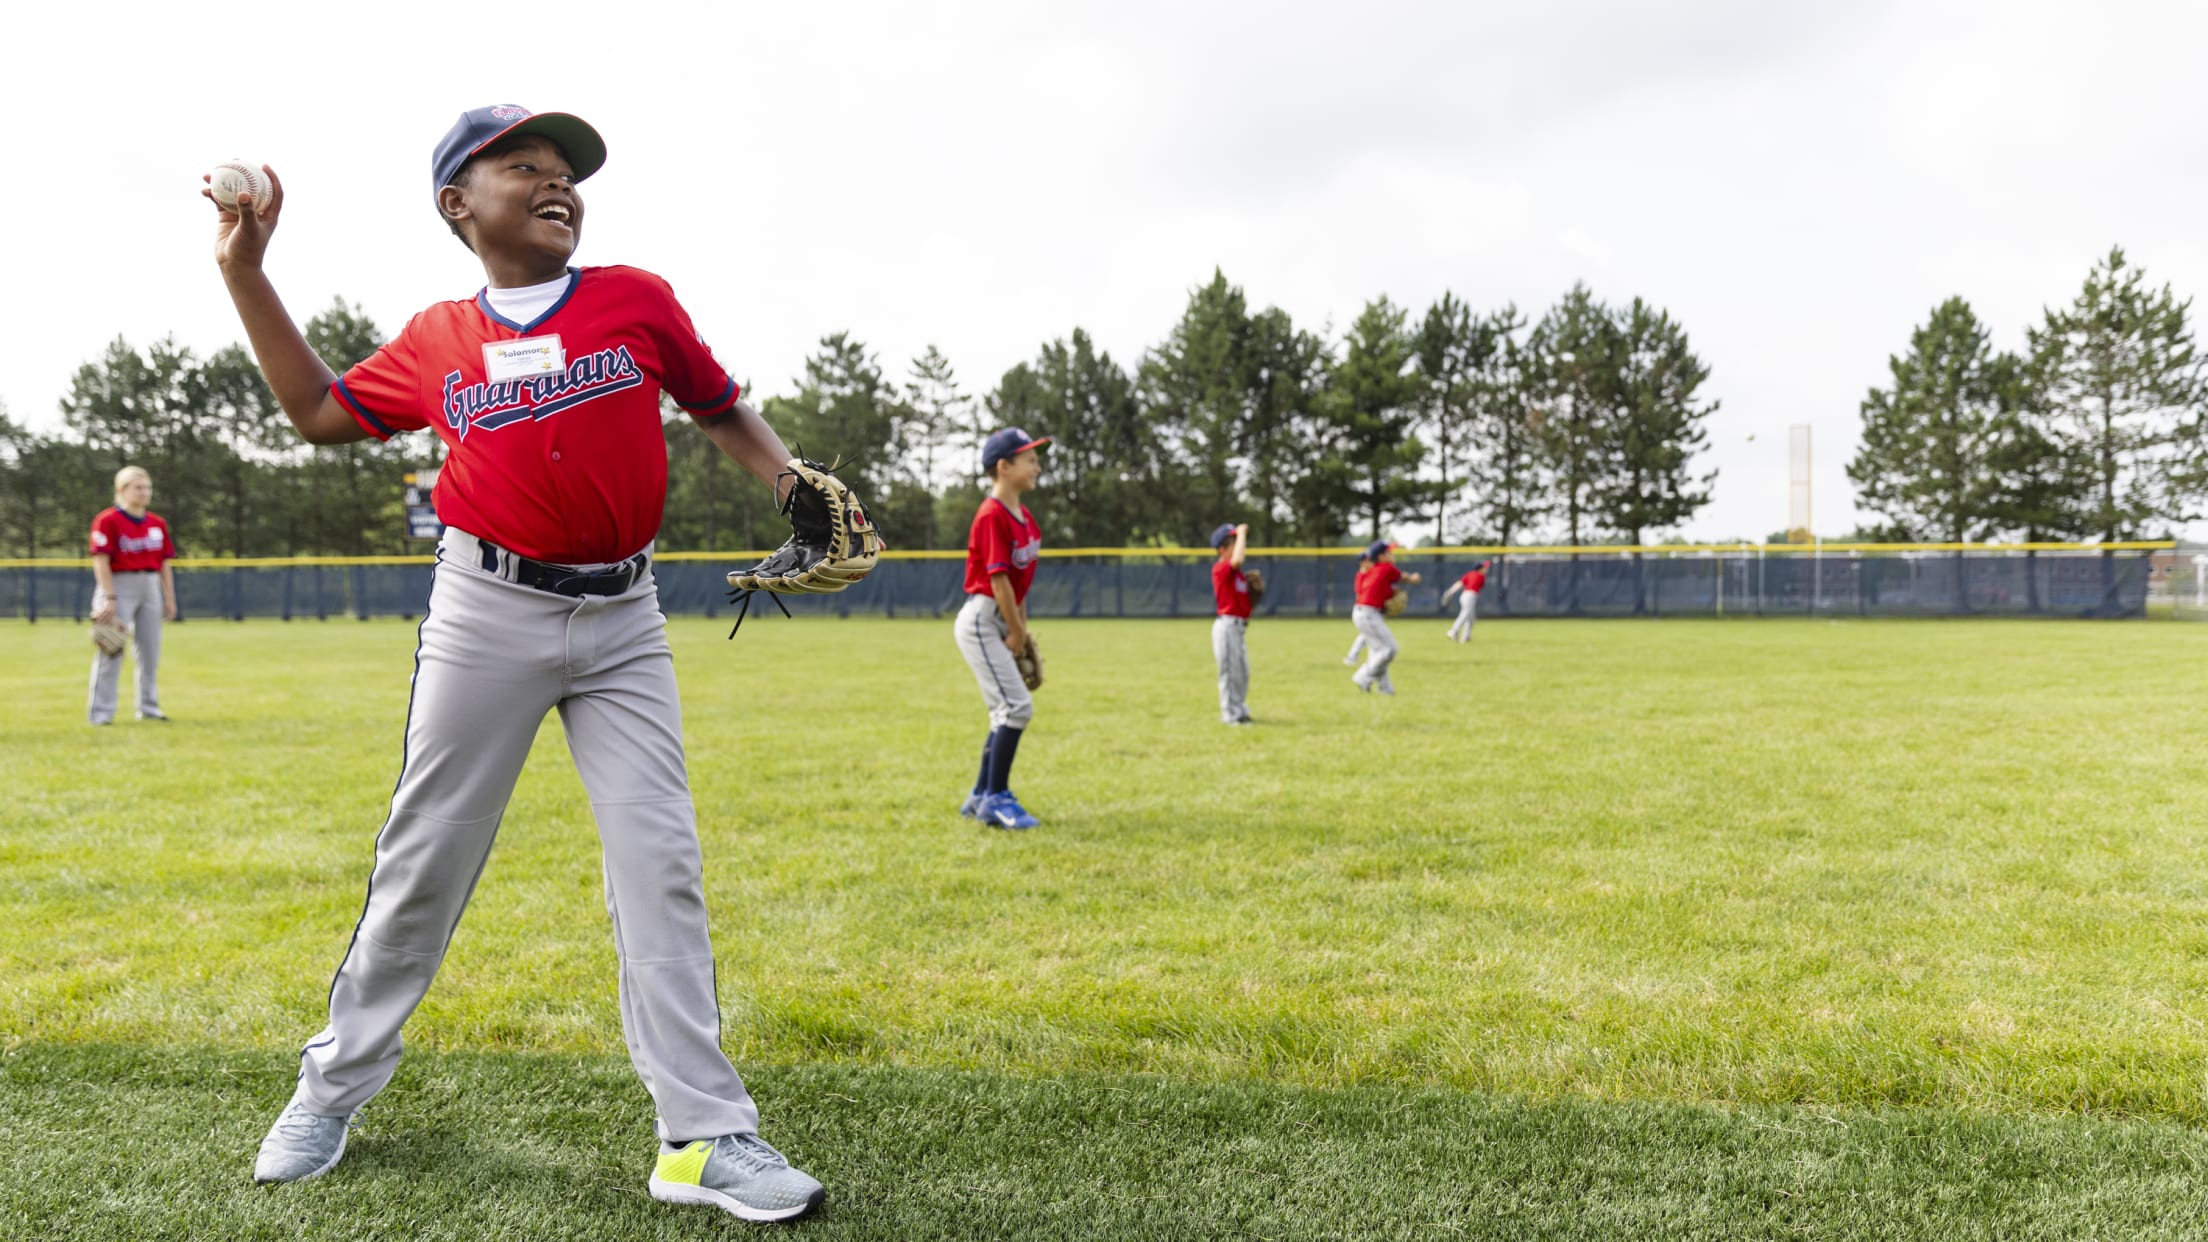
left=6, top=614, right=2208, bottom=1238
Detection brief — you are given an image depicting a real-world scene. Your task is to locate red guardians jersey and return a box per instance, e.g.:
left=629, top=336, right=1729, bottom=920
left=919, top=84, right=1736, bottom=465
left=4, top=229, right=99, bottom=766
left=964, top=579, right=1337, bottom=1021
left=1460, top=569, right=1487, bottom=594
left=88, top=508, right=175, bottom=572
left=963, top=497, right=1041, bottom=603
left=1355, top=561, right=1403, bottom=608
left=1212, top=558, right=1252, bottom=618
left=331, top=265, right=741, bottom=565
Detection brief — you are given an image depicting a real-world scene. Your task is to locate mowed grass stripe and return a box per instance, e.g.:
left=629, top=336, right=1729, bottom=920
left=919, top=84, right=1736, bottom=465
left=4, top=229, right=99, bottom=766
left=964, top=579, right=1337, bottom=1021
left=8, top=1045, right=2208, bottom=1241
left=4, top=617, right=2207, bottom=1118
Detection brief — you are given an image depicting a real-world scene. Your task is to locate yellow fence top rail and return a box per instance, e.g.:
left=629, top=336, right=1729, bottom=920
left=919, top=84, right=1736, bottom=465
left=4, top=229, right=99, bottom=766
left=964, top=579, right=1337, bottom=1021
left=0, top=539, right=2175, bottom=570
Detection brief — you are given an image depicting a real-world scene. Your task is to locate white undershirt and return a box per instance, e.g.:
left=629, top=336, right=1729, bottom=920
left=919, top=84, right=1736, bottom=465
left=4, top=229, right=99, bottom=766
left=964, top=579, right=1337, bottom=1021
left=482, top=270, right=574, bottom=327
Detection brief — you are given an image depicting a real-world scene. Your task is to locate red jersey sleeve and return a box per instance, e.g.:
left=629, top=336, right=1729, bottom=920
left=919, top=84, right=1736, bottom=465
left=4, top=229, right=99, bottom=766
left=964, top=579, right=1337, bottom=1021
left=644, top=273, right=741, bottom=419
left=331, top=314, right=433, bottom=441
left=1377, top=563, right=1403, bottom=589
left=88, top=509, right=116, bottom=557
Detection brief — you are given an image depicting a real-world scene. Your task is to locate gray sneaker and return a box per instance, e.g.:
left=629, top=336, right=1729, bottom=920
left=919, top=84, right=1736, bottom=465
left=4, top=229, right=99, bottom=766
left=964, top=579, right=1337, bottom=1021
left=649, top=1132, right=824, bottom=1222
left=253, top=1100, right=355, bottom=1183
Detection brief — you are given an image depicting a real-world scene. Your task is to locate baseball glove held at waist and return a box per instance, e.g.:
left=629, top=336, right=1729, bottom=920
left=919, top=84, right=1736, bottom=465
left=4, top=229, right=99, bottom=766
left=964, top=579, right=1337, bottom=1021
left=1014, top=633, right=1044, bottom=691
left=90, top=618, right=128, bottom=657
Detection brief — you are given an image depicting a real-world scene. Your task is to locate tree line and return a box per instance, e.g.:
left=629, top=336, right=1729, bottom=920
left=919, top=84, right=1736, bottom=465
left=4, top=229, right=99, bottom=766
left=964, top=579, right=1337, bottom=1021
left=0, top=272, right=1724, bottom=560
left=703, top=274, right=1720, bottom=554
left=1848, top=247, right=2208, bottom=545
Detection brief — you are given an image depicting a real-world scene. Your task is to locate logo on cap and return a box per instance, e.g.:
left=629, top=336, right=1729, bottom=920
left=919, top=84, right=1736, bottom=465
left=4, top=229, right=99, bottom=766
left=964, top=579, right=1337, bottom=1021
left=491, top=105, right=529, bottom=122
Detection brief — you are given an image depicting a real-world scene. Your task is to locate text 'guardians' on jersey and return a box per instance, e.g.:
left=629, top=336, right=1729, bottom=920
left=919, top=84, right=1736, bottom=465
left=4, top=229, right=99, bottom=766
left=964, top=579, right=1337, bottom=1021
left=331, top=265, right=740, bottom=565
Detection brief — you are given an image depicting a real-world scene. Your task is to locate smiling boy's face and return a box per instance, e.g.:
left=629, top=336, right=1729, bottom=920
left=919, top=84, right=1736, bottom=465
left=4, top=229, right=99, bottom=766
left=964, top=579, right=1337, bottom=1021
left=440, top=134, right=584, bottom=268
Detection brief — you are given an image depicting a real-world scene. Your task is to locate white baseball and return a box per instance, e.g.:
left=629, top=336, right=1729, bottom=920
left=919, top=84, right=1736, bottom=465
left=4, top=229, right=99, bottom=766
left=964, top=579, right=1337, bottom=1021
left=208, top=161, right=269, bottom=212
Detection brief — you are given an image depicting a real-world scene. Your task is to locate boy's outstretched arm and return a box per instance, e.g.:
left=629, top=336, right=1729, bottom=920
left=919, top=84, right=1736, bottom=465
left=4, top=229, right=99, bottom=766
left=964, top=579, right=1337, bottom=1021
left=206, top=168, right=367, bottom=446
left=697, top=400, right=797, bottom=504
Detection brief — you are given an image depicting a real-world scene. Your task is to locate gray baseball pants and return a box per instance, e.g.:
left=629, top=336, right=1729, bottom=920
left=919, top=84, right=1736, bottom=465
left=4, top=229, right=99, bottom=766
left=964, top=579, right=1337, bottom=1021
left=1447, top=591, right=1478, bottom=642
left=1212, top=615, right=1250, bottom=723
left=954, top=593, right=1033, bottom=729
left=87, top=572, right=163, bottom=724
left=1350, top=604, right=1398, bottom=692
left=294, top=528, right=757, bottom=1143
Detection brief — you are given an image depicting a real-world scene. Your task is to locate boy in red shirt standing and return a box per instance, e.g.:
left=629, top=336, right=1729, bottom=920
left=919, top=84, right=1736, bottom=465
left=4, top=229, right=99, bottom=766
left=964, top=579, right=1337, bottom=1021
left=955, top=428, right=1049, bottom=830
left=1209, top=522, right=1254, bottom=725
left=86, top=465, right=177, bottom=725
left=1443, top=559, right=1492, bottom=643
left=208, top=106, right=824, bottom=1222
left=1350, top=540, right=1421, bottom=695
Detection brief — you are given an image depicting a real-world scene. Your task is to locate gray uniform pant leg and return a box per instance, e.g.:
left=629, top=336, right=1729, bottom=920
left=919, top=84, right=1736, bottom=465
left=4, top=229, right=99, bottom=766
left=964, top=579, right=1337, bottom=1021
left=557, top=587, right=758, bottom=1142
left=1351, top=605, right=1398, bottom=691
left=954, top=593, right=1033, bottom=729
left=87, top=574, right=161, bottom=724
left=1447, top=592, right=1477, bottom=642
left=1212, top=615, right=1249, bottom=722
left=295, top=547, right=757, bottom=1142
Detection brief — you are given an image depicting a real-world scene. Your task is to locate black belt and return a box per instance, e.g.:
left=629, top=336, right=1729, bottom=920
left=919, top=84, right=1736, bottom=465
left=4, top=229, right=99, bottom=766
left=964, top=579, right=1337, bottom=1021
left=479, top=539, right=648, bottom=597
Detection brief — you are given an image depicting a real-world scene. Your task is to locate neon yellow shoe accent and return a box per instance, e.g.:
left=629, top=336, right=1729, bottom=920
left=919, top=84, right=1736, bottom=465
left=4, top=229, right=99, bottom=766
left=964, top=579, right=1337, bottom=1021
left=655, top=1140, right=714, bottom=1186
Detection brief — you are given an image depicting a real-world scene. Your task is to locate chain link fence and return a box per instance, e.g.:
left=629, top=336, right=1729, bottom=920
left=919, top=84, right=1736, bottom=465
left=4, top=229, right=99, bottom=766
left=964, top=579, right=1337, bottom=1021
left=0, top=546, right=2160, bottom=623
left=2153, top=546, right=2208, bottom=621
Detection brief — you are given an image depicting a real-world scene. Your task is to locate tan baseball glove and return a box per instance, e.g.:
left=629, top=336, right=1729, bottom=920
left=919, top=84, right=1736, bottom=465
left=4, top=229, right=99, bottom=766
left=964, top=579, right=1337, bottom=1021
left=90, top=617, right=129, bottom=657
left=727, top=458, right=883, bottom=595
left=725, top=457, right=885, bottom=634
left=1014, top=633, right=1044, bottom=691
left=1384, top=588, right=1409, bottom=618
left=1243, top=566, right=1265, bottom=606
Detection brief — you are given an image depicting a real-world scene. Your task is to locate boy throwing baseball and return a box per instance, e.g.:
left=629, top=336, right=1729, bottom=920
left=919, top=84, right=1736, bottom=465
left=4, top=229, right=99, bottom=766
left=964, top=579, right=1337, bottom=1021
left=1350, top=540, right=1420, bottom=695
left=1210, top=522, right=1255, bottom=724
left=209, top=106, right=825, bottom=1222
left=1442, top=559, right=1492, bottom=643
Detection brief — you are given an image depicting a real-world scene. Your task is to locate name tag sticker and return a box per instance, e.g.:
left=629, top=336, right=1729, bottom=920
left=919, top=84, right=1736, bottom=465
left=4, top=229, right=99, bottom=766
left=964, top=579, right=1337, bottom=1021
left=484, top=335, right=566, bottom=382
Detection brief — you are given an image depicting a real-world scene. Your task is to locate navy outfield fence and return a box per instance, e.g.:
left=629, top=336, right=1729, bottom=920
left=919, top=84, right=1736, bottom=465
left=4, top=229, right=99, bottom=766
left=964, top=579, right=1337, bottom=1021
left=0, top=543, right=2167, bottom=623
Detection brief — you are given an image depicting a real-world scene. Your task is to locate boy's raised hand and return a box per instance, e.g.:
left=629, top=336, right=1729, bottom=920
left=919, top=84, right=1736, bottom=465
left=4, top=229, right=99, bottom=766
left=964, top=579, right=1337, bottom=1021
left=203, top=164, right=283, bottom=270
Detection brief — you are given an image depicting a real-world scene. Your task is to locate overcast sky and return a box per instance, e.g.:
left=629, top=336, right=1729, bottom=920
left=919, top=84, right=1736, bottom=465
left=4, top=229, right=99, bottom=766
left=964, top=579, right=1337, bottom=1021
left=3, top=0, right=2203, bottom=542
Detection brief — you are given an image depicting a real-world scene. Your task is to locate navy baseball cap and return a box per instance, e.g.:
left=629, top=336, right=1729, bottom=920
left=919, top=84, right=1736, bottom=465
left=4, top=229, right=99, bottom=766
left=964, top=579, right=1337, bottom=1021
left=982, top=427, right=1052, bottom=471
left=432, top=105, right=607, bottom=203
left=1365, top=539, right=1395, bottom=559
left=1210, top=524, right=1238, bottom=549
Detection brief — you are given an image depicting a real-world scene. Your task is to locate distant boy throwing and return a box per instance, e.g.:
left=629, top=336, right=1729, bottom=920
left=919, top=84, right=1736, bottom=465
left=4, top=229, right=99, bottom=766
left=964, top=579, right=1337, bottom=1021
left=1442, top=559, right=1491, bottom=644
left=1209, top=522, right=1255, bottom=725
left=1350, top=540, right=1420, bottom=695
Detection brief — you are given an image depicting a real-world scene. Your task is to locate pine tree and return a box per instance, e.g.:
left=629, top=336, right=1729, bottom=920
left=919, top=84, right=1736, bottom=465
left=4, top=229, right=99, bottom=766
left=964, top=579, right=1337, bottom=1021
left=901, top=345, right=968, bottom=497
left=2027, top=246, right=2208, bottom=542
left=1140, top=270, right=1251, bottom=542
left=1413, top=292, right=1493, bottom=545
left=1319, top=297, right=1449, bottom=542
left=987, top=330, right=1159, bottom=546
left=1847, top=297, right=2014, bottom=544
left=1460, top=307, right=1546, bottom=549
left=1242, top=307, right=1332, bottom=547
left=1599, top=298, right=1716, bottom=545
left=1527, top=284, right=1617, bottom=549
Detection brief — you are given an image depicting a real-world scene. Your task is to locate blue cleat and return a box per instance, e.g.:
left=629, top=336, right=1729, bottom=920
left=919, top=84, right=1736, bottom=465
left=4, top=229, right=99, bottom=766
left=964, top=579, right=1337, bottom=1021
left=960, top=790, right=985, bottom=819
left=979, top=791, right=1039, bottom=831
